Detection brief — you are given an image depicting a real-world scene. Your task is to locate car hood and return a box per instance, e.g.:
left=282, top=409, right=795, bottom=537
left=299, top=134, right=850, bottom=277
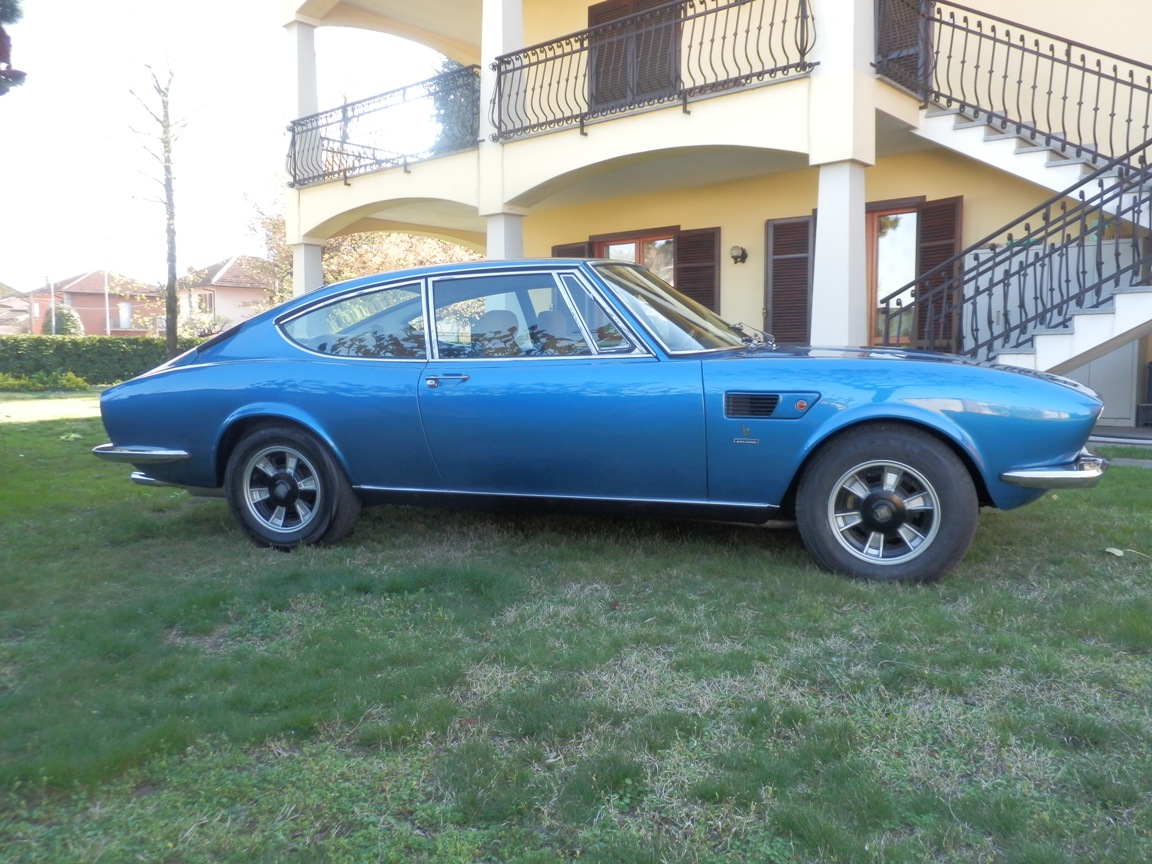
left=741, top=344, right=1103, bottom=402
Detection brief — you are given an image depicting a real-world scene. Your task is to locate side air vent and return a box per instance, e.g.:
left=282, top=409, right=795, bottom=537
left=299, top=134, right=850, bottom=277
left=725, top=392, right=780, bottom=418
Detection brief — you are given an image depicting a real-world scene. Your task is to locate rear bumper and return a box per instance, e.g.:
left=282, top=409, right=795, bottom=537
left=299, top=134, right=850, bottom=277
left=92, top=444, right=190, bottom=464
left=1000, top=449, right=1108, bottom=489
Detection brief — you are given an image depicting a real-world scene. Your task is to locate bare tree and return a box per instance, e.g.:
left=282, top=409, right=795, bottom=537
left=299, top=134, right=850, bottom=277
left=131, top=67, right=182, bottom=358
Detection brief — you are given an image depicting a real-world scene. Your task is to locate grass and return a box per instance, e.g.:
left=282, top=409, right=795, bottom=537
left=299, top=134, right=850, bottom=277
left=2, top=394, right=1151, bottom=863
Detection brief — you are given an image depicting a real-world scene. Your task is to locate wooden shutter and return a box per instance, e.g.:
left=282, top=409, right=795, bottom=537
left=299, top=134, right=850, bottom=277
left=552, top=242, right=591, bottom=257
left=588, top=0, right=678, bottom=110
left=674, top=227, right=720, bottom=311
left=876, top=0, right=933, bottom=97
left=765, top=216, right=814, bottom=345
left=633, top=0, right=678, bottom=101
left=589, top=0, right=633, bottom=108
left=914, top=196, right=962, bottom=351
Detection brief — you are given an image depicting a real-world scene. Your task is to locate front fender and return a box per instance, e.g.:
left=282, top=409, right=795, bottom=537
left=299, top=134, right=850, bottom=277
left=788, top=402, right=992, bottom=504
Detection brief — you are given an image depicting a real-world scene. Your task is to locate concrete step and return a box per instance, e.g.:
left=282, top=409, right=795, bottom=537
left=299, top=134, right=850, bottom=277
left=992, top=288, right=1152, bottom=373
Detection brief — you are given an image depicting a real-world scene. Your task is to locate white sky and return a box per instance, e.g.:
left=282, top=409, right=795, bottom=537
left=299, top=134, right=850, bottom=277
left=0, top=1, right=442, bottom=292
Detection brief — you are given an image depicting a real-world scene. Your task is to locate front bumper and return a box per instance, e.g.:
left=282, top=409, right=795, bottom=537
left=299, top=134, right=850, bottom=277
left=1000, top=449, right=1108, bottom=489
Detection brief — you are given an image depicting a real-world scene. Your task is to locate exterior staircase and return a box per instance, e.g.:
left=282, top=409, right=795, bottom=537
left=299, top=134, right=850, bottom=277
left=874, top=0, right=1152, bottom=380
left=912, top=105, right=1152, bottom=373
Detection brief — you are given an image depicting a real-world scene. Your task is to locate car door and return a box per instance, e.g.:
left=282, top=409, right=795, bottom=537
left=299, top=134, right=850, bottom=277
left=278, top=280, right=441, bottom=490
left=416, top=269, right=708, bottom=501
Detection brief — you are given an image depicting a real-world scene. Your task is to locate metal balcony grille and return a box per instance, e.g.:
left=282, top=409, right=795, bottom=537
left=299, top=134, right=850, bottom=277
left=286, top=65, right=481, bottom=189
left=492, top=0, right=816, bottom=140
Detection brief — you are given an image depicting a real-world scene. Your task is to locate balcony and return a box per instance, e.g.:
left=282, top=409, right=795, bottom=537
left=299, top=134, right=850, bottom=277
left=285, top=1, right=817, bottom=188
left=493, top=0, right=816, bottom=140
left=286, top=65, right=482, bottom=189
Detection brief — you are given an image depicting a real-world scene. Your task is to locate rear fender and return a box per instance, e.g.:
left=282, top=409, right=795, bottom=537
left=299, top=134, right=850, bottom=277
left=215, top=403, right=349, bottom=486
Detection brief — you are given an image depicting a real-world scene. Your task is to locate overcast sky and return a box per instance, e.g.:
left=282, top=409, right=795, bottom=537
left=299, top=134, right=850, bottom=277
left=0, top=1, right=441, bottom=292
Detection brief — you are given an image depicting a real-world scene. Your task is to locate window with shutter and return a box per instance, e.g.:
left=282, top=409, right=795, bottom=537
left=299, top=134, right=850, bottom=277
left=557, top=224, right=722, bottom=311
left=674, top=228, right=720, bottom=311
left=913, top=196, right=963, bottom=351
left=767, top=197, right=962, bottom=349
left=588, top=0, right=679, bottom=112
left=552, top=242, right=592, bottom=257
left=875, top=0, right=933, bottom=95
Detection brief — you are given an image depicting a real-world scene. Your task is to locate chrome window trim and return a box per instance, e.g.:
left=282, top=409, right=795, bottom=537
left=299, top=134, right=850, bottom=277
left=591, top=262, right=746, bottom=356
left=275, top=279, right=429, bottom=361
left=425, top=267, right=652, bottom=361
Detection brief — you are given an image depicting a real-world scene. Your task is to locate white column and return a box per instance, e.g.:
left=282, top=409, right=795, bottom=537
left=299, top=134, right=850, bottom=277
left=486, top=212, right=525, bottom=259
left=478, top=0, right=524, bottom=255
left=286, top=21, right=321, bottom=297
left=293, top=243, right=324, bottom=295
left=810, top=161, right=868, bottom=347
left=805, top=0, right=873, bottom=347
left=287, top=20, right=318, bottom=119
left=478, top=0, right=523, bottom=143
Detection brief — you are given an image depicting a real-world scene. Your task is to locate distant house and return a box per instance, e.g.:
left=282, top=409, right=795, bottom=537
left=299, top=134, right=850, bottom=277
left=0, top=281, right=29, bottom=334
left=49, top=272, right=163, bottom=336
left=0, top=258, right=278, bottom=338
left=179, top=256, right=279, bottom=332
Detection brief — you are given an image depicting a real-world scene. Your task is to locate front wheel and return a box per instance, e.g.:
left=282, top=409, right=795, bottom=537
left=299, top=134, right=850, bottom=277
left=795, top=425, right=978, bottom=583
left=225, top=425, right=361, bottom=550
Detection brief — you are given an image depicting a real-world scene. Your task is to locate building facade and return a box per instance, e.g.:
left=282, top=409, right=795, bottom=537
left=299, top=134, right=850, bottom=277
left=281, top=0, right=1152, bottom=425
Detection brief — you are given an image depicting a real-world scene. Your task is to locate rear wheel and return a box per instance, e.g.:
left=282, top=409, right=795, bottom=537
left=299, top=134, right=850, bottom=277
left=796, top=425, right=978, bottom=582
left=225, top=425, right=360, bottom=550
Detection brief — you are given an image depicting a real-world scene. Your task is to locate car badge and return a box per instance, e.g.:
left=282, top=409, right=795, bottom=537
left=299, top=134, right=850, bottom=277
left=733, top=424, right=759, bottom=445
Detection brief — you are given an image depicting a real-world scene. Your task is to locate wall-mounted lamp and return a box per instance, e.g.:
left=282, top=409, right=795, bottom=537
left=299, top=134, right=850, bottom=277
left=729, top=245, right=748, bottom=264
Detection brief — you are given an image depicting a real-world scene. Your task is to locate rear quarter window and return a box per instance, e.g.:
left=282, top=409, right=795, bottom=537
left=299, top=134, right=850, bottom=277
left=281, top=283, right=426, bottom=358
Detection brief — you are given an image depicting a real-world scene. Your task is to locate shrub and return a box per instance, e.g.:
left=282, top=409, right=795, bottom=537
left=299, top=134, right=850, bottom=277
left=0, top=370, right=90, bottom=392
left=42, top=305, right=85, bottom=336
left=0, top=335, right=200, bottom=387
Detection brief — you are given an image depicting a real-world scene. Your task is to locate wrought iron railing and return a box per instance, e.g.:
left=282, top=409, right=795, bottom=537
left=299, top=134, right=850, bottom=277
left=876, top=141, right=1152, bottom=360
left=876, top=0, right=1152, bottom=163
left=286, top=65, right=481, bottom=188
left=491, top=0, right=816, bottom=140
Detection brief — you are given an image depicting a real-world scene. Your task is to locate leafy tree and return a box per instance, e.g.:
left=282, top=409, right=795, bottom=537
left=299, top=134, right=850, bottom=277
left=42, top=305, right=84, bottom=336
left=322, top=230, right=483, bottom=285
left=247, top=204, right=294, bottom=312
left=249, top=206, right=483, bottom=310
left=430, top=58, right=480, bottom=155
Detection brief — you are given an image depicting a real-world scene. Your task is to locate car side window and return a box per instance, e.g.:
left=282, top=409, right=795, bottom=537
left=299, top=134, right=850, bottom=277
left=281, top=283, right=426, bottom=358
left=431, top=273, right=599, bottom=358
left=558, top=274, right=633, bottom=353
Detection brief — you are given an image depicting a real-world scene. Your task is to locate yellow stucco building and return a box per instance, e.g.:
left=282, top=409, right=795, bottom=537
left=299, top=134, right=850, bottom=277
left=281, top=0, right=1152, bottom=426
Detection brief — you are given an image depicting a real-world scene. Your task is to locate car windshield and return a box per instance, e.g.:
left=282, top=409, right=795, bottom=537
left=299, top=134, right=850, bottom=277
left=594, top=262, right=754, bottom=353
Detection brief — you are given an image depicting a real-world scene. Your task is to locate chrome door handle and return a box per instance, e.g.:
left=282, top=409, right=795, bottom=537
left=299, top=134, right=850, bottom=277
left=425, top=374, right=470, bottom=388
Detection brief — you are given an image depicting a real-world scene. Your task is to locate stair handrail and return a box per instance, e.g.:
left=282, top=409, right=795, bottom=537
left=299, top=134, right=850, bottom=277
left=876, top=0, right=1152, bottom=163
left=876, top=139, right=1152, bottom=359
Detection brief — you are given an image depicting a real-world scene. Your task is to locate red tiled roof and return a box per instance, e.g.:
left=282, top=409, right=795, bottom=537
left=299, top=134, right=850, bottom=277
left=53, top=271, right=157, bottom=297
left=191, top=256, right=272, bottom=291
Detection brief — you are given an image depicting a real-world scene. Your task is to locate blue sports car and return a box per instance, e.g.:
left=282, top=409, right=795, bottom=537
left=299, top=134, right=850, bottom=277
left=94, top=259, right=1106, bottom=582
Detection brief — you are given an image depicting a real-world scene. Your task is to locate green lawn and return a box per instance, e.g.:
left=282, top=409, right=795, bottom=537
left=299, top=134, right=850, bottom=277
left=2, top=394, right=1150, bottom=863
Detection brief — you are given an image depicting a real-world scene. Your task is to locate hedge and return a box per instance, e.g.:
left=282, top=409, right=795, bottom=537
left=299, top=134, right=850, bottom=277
left=0, top=335, right=201, bottom=387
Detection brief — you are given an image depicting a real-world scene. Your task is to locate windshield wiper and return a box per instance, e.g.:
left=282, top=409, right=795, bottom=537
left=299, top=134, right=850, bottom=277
left=729, top=322, right=771, bottom=347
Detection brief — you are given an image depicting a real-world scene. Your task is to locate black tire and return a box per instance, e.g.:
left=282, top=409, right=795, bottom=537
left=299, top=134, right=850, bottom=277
left=224, top=425, right=361, bottom=550
left=795, top=424, right=978, bottom=583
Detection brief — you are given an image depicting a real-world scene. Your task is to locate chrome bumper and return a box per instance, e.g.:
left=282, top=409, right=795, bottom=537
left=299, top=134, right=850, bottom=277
left=92, top=444, right=190, bottom=464
left=1000, top=449, right=1108, bottom=489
